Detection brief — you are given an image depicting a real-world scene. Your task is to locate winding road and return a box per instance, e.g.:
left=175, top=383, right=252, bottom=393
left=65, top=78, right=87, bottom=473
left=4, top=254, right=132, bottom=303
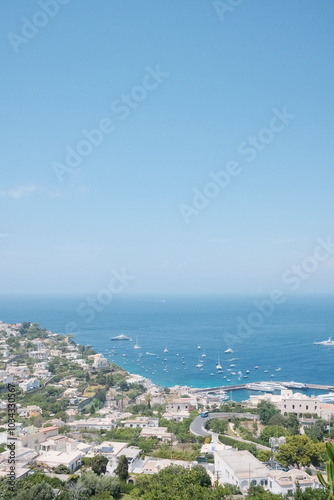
left=190, top=412, right=270, bottom=451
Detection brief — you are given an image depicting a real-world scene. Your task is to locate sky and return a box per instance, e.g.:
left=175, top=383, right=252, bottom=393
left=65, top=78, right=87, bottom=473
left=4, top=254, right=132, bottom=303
left=1, top=0, right=334, bottom=295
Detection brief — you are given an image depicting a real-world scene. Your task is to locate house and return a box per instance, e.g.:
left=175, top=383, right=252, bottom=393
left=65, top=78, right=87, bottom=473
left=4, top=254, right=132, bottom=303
left=122, top=417, right=159, bottom=428
left=19, top=377, right=40, bottom=392
left=268, top=469, right=322, bottom=496
left=214, top=449, right=269, bottom=493
left=18, top=427, right=59, bottom=452
left=132, top=457, right=194, bottom=475
left=68, top=417, right=114, bottom=431
left=140, top=426, right=174, bottom=442
left=101, top=442, right=141, bottom=475
left=166, top=397, right=198, bottom=413
left=18, top=405, right=43, bottom=418
left=28, top=350, right=49, bottom=360
left=91, top=353, right=109, bottom=369
left=35, top=450, right=83, bottom=472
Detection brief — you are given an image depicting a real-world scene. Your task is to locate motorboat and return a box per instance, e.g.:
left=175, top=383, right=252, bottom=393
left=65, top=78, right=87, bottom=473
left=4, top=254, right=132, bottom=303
left=164, top=347, right=168, bottom=353
left=111, top=334, right=129, bottom=341
left=314, top=337, right=334, bottom=346
left=225, top=348, right=233, bottom=353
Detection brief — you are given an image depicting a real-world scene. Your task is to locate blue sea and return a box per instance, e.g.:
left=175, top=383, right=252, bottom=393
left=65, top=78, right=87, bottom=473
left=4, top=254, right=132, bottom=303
left=1, top=294, right=333, bottom=401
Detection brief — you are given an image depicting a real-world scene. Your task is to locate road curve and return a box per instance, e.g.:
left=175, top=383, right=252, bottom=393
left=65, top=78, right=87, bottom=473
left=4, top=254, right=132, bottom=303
left=190, top=412, right=258, bottom=438
left=190, top=412, right=270, bottom=451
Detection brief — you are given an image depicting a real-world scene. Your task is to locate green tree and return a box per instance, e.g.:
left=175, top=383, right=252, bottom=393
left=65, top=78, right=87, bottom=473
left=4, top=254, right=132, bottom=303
left=246, top=484, right=284, bottom=499
left=95, top=476, right=120, bottom=497
left=114, top=454, right=128, bottom=481
left=260, top=425, right=288, bottom=445
left=317, top=443, right=334, bottom=500
left=257, top=401, right=280, bottom=425
left=276, top=435, right=323, bottom=468
left=91, top=455, right=108, bottom=475
left=206, top=418, right=228, bottom=434
left=304, top=419, right=327, bottom=442
left=15, top=482, right=55, bottom=500
left=286, top=413, right=301, bottom=435
left=257, top=449, right=271, bottom=462
left=54, top=464, right=71, bottom=474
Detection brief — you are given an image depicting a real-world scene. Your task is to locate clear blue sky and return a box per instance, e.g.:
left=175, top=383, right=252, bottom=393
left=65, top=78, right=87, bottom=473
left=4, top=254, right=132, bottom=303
left=1, top=0, right=334, bottom=295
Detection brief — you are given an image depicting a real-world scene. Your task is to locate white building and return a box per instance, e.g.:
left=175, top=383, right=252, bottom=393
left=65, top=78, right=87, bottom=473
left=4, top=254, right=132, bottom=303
left=122, top=417, right=159, bottom=428
left=140, top=426, right=174, bottom=442
left=268, top=469, right=321, bottom=496
left=166, top=397, right=198, bottom=413
left=91, top=353, right=109, bottom=369
left=214, top=449, right=269, bottom=493
left=19, top=377, right=40, bottom=392
left=247, top=389, right=334, bottom=420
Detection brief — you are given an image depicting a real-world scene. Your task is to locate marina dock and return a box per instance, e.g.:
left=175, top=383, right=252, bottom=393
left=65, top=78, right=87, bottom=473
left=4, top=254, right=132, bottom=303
left=189, top=382, right=334, bottom=394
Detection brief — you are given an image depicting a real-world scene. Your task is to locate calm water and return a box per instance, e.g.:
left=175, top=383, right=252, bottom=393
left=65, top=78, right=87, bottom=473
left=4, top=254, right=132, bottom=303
left=0, top=294, right=333, bottom=400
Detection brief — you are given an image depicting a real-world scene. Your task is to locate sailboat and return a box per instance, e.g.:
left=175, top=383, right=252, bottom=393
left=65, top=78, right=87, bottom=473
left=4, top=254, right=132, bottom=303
left=163, top=347, right=168, bottom=353
left=133, top=337, right=141, bottom=349
left=216, top=355, right=222, bottom=370
left=201, top=349, right=207, bottom=358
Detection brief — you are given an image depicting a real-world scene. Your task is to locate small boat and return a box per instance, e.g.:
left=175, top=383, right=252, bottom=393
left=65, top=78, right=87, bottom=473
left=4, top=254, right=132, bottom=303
left=216, top=355, right=222, bottom=370
left=133, top=336, right=141, bottom=349
left=264, top=370, right=269, bottom=373
left=201, top=350, right=206, bottom=358
left=225, top=348, right=233, bottom=354
left=275, top=368, right=281, bottom=372
left=122, top=354, right=127, bottom=357
left=164, top=347, right=168, bottom=353
left=243, top=375, right=249, bottom=378
left=246, top=370, right=250, bottom=373
left=198, top=345, right=201, bottom=349
left=254, top=366, right=259, bottom=369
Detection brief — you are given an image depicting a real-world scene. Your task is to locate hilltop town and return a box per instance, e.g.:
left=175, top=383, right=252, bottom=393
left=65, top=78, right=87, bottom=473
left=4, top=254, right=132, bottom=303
left=0, top=321, right=334, bottom=499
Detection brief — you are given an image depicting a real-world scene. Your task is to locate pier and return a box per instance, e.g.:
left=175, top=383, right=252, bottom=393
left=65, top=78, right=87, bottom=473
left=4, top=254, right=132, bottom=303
left=189, top=381, right=334, bottom=394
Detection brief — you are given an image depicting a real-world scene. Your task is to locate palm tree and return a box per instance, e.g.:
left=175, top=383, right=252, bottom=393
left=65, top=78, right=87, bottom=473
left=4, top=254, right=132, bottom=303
left=317, top=442, right=334, bottom=500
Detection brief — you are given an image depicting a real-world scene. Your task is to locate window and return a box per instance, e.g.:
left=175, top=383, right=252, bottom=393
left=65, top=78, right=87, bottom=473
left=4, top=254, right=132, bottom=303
left=292, top=405, right=295, bottom=409
left=251, top=480, right=257, bottom=486
left=306, top=405, right=308, bottom=410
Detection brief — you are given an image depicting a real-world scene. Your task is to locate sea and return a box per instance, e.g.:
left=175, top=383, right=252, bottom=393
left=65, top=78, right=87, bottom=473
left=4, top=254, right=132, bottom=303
left=1, top=294, right=333, bottom=402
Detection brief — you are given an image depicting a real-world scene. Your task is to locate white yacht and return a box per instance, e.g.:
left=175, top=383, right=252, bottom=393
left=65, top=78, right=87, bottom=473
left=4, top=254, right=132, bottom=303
left=282, top=381, right=307, bottom=389
left=246, top=382, right=275, bottom=392
left=111, top=333, right=129, bottom=341
left=133, top=337, right=141, bottom=349
left=225, top=348, right=233, bottom=354
left=314, top=337, right=334, bottom=346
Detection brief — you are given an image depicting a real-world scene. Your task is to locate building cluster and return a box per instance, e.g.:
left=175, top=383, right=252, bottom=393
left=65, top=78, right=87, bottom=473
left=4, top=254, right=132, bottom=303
left=0, top=321, right=332, bottom=495
left=246, top=389, right=334, bottom=421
